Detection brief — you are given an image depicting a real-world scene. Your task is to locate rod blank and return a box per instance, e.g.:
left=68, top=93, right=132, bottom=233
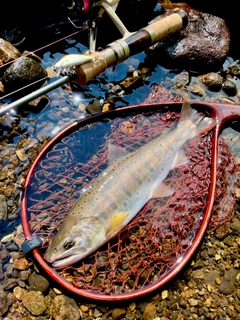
left=0, top=10, right=187, bottom=117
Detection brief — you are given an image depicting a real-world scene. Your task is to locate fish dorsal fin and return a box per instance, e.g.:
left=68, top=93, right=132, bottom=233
left=105, top=211, right=130, bottom=239
left=172, top=148, right=189, bottom=169
left=108, top=141, right=129, bottom=164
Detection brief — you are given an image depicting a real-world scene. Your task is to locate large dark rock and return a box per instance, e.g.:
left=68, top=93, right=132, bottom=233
left=149, top=3, right=230, bottom=72
left=172, top=0, right=239, bottom=58
left=2, top=56, right=48, bottom=95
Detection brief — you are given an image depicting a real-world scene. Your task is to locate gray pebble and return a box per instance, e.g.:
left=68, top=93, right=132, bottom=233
left=51, top=295, right=80, bottom=320
left=28, top=272, right=50, bottom=293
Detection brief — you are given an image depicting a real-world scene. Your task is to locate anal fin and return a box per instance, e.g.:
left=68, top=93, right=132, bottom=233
left=151, top=182, right=174, bottom=198
left=172, top=148, right=189, bottom=169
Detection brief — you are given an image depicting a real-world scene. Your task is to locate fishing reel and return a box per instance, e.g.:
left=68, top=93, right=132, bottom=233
left=66, top=0, right=159, bottom=52
left=65, top=0, right=127, bottom=52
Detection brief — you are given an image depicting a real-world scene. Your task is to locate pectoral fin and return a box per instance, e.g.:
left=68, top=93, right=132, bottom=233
left=151, top=182, right=174, bottom=198
left=106, top=211, right=130, bottom=239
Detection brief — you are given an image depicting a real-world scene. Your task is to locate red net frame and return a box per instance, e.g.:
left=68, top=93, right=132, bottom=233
left=21, top=101, right=240, bottom=301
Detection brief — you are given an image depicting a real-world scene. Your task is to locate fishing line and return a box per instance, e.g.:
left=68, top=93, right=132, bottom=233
left=0, top=10, right=188, bottom=111
left=0, top=76, right=50, bottom=101
left=0, top=27, right=88, bottom=102
left=0, top=28, right=87, bottom=71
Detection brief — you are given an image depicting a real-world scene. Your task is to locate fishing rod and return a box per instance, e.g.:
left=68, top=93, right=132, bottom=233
left=0, top=9, right=187, bottom=117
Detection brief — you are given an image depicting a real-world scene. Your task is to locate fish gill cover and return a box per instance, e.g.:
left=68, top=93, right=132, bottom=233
left=23, top=104, right=239, bottom=296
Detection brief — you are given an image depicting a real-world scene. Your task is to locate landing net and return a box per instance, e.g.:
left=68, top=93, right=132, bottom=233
left=24, top=104, right=230, bottom=295
left=208, top=138, right=240, bottom=233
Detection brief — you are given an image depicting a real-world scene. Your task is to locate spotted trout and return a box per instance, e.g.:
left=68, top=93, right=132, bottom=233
left=45, top=99, right=216, bottom=267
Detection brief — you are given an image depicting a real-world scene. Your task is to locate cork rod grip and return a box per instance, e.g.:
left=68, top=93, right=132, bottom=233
left=142, top=12, right=185, bottom=43
left=74, top=10, right=187, bottom=86
left=74, top=51, right=114, bottom=85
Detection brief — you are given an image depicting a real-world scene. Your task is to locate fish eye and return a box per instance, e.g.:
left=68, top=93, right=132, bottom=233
left=63, top=240, right=75, bottom=250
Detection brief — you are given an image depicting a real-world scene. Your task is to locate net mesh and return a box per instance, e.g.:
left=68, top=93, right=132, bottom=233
left=207, top=138, right=240, bottom=233
left=23, top=85, right=240, bottom=295
left=26, top=104, right=225, bottom=294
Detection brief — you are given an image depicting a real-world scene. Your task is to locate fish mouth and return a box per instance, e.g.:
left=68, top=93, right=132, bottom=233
left=45, top=250, right=86, bottom=268
left=52, top=254, right=82, bottom=268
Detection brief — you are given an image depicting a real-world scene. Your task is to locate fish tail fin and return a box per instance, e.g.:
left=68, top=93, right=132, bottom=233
left=178, top=97, right=216, bottom=137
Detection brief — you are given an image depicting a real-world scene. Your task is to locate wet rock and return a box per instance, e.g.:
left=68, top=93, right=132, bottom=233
left=4, top=263, right=13, bottom=276
left=223, top=236, right=234, bottom=247
left=0, top=287, right=12, bottom=316
left=1, top=233, right=14, bottom=243
left=0, top=246, right=9, bottom=261
left=16, top=148, right=27, bottom=161
left=3, top=277, right=18, bottom=290
left=0, top=81, right=4, bottom=95
left=231, top=218, right=240, bottom=233
left=192, top=259, right=203, bottom=270
left=128, top=302, right=136, bottom=312
left=171, top=82, right=188, bottom=97
left=13, top=286, right=27, bottom=300
left=143, top=302, right=156, bottom=320
left=86, top=98, right=102, bottom=114
left=189, top=298, right=198, bottom=307
left=0, top=194, right=7, bottom=220
left=28, top=272, right=50, bottom=293
left=0, top=38, right=21, bottom=66
left=27, top=95, right=50, bottom=112
left=120, top=74, right=143, bottom=91
left=187, top=82, right=205, bottom=97
left=94, top=308, right=102, bottom=317
left=102, top=102, right=113, bottom=112
left=222, top=79, right=237, bottom=96
left=22, top=291, right=48, bottom=316
left=2, top=56, right=48, bottom=94
left=19, top=269, right=32, bottom=281
left=181, top=288, right=195, bottom=299
left=172, top=71, right=189, bottom=86
left=80, top=304, right=89, bottom=312
left=219, top=268, right=239, bottom=294
left=185, top=0, right=240, bottom=52
left=198, top=72, right=223, bottom=92
left=14, top=226, right=26, bottom=249
left=215, top=222, right=230, bottom=239
left=13, top=257, right=29, bottom=270
left=9, top=251, right=24, bottom=261
left=36, top=122, right=54, bottom=142
left=112, top=308, right=126, bottom=319
left=109, top=84, right=122, bottom=94
left=215, top=277, right=221, bottom=285
left=150, top=3, right=230, bottom=72
left=161, top=290, right=169, bottom=299
left=51, top=294, right=80, bottom=320
left=204, top=270, right=220, bottom=288
left=227, top=63, right=240, bottom=78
